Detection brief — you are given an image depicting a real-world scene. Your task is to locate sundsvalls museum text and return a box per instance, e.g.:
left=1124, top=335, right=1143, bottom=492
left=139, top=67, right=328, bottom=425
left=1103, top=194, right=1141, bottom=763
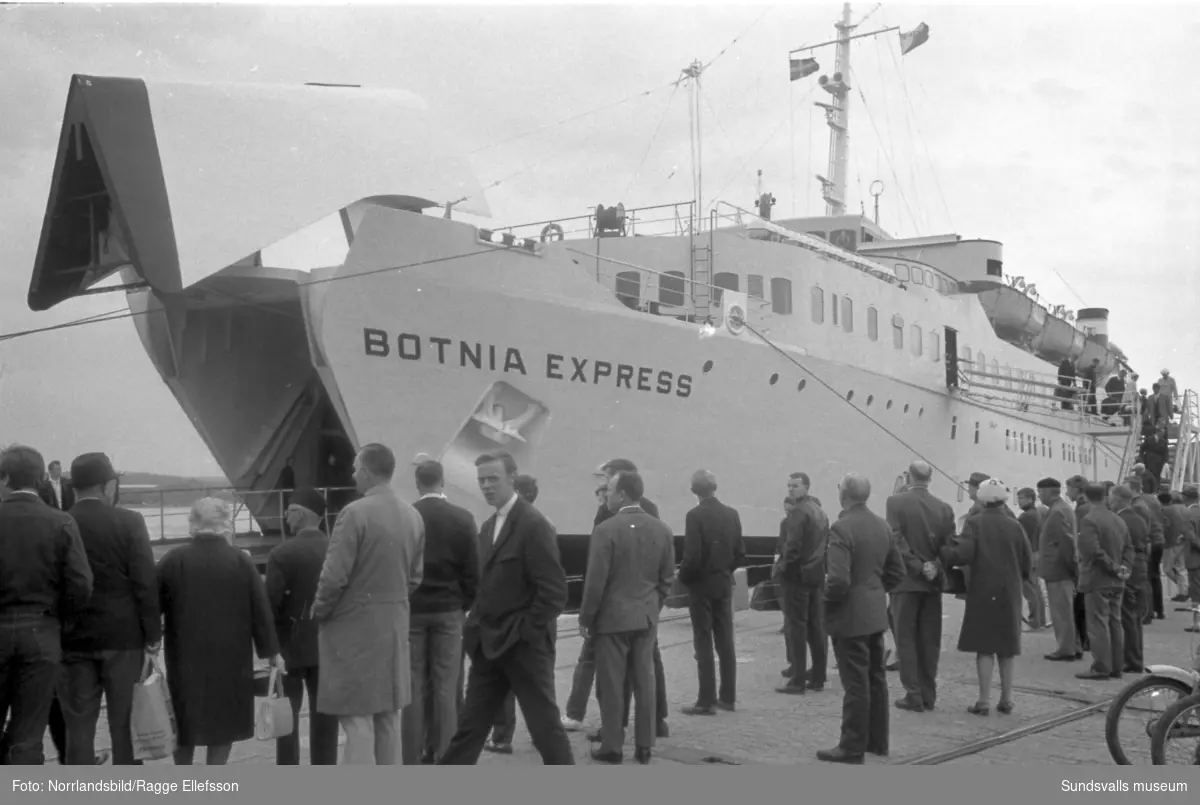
left=13, top=778, right=238, bottom=794
left=363, top=328, right=695, bottom=398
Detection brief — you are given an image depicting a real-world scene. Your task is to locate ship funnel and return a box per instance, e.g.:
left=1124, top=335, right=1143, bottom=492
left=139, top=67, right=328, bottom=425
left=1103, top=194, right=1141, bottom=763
left=1076, top=307, right=1109, bottom=345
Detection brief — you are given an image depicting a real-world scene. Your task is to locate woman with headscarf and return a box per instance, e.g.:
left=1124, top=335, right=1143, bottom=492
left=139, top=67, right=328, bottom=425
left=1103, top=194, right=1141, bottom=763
left=158, top=497, right=279, bottom=765
left=940, top=479, right=1033, bottom=717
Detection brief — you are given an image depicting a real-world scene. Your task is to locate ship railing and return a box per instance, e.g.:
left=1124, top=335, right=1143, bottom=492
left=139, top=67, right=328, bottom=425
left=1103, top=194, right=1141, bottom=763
left=499, top=201, right=699, bottom=242
left=121, top=484, right=357, bottom=542
left=956, top=366, right=1133, bottom=431
left=1167, top=389, right=1200, bottom=492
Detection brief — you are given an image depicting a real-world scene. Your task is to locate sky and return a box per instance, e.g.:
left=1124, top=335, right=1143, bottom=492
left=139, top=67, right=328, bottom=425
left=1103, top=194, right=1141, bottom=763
left=0, top=1, right=1197, bottom=476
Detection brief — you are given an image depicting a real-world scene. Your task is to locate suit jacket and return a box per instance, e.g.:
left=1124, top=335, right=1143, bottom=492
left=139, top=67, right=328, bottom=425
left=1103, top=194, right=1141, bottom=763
left=1018, top=506, right=1043, bottom=554
left=595, top=496, right=659, bottom=527
left=823, top=502, right=905, bottom=638
left=1133, top=494, right=1165, bottom=549
left=0, top=493, right=93, bottom=620
left=884, top=486, right=955, bottom=593
left=313, top=485, right=425, bottom=715
left=64, top=498, right=160, bottom=652
left=266, top=527, right=330, bottom=670
left=679, top=496, right=746, bottom=599
left=1116, top=508, right=1149, bottom=585
left=1038, top=496, right=1078, bottom=582
left=43, top=478, right=75, bottom=511
left=1077, top=507, right=1133, bottom=594
left=1163, top=503, right=1189, bottom=550
left=466, top=496, right=567, bottom=660
left=778, top=495, right=828, bottom=587
left=579, top=507, right=675, bottom=634
left=411, top=496, right=480, bottom=615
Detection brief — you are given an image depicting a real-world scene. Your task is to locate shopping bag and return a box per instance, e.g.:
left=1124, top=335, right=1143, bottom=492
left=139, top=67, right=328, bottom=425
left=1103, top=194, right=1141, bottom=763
left=130, top=655, right=176, bottom=761
left=750, top=580, right=782, bottom=611
left=254, top=666, right=294, bottom=741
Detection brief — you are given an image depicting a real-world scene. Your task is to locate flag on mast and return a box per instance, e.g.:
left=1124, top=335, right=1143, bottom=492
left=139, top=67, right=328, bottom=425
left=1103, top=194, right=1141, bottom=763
left=789, top=57, right=819, bottom=81
left=899, top=22, right=930, bottom=55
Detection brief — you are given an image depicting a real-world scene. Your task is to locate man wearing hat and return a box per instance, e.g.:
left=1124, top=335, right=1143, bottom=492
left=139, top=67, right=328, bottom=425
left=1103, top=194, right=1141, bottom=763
left=1036, top=478, right=1082, bottom=662
left=964, top=472, right=1017, bottom=523
left=58, top=452, right=159, bottom=766
left=265, top=488, right=339, bottom=765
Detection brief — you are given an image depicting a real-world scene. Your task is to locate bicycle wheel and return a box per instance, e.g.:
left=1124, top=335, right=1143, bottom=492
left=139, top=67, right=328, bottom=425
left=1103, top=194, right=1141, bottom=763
left=1150, top=691, right=1200, bottom=764
left=1105, top=675, right=1195, bottom=764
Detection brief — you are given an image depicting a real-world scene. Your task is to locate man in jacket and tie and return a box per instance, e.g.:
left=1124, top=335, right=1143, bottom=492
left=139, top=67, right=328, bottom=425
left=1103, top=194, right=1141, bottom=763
left=817, top=473, right=905, bottom=765
left=439, top=451, right=574, bottom=764
left=679, top=469, right=746, bottom=716
left=1109, top=485, right=1147, bottom=674
left=1075, top=485, right=1134, bottom=680
left=579, top=470, right=674, bottom=765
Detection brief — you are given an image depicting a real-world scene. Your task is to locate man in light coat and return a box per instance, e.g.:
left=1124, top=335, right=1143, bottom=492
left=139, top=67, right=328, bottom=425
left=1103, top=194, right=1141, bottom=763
left=312, top=443, right=425, bottom=765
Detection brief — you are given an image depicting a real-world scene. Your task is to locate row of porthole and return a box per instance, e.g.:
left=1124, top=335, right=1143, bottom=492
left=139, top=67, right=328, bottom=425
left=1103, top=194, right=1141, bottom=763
left=700, top=360, right=924, bottom=417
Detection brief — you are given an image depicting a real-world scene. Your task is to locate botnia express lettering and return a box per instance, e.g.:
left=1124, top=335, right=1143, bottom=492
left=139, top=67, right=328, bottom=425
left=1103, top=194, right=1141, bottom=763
left=363, top=328, right=692, bottom=399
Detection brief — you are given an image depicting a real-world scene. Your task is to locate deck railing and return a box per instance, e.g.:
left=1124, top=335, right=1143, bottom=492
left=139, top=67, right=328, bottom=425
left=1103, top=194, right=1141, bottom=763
left=122, top=484, right=357, bottom=541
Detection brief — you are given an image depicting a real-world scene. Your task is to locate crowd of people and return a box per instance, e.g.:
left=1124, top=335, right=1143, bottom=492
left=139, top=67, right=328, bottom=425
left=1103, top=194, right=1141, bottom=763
left=3, top=435, right=1200, bottom=768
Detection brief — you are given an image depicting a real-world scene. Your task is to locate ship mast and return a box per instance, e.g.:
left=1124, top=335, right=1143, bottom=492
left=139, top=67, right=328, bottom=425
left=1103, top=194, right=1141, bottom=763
left=682, top=59, right=705, bottom=231
left=817, top=3, right=854, bottom=217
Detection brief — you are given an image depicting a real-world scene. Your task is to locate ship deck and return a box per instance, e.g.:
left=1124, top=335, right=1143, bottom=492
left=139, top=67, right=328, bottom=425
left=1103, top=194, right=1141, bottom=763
left=66, top=593, right=1199, bottom=766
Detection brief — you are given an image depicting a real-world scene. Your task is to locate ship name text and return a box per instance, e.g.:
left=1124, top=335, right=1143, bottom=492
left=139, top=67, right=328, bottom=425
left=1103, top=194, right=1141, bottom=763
left=363, top=328, right=693, bottom=398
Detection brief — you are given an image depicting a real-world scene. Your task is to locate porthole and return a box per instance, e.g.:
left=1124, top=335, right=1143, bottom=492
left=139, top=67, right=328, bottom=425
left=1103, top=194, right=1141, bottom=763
left=847, top=390, right=855, bottom=402
left=797, top=379, right=807, bottom=392
left=866, top=395, right=874, bottom=406
left=886, top=400, right=894, bottom=410
left=702, top=360, right=714, bottom=373
left=769, top=373, right=779, bottom=385
left=903, top=403, right=910, bottom=413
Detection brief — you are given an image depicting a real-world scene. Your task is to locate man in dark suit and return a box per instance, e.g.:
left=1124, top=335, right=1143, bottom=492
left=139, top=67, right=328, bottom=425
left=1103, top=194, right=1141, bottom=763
left=775, top=472, right=829, bottom=695
left=265, top=487, right=339, bottom=765
left=580, top=470, right=674, bottom=764
left=570, top=458, right=670, bottom=740
left=1126, top=475, right=1164, bottom=623
left=403, top=461, right=479, bottom=765
left=1109, top=486, right=1147, bottom=674
left=679, top=469, right=745, bottom=715
left=45, top=460, right=75, bottom=511
left=1075, top=484, right=1133, bottom=680
left=885, top=460, right=955, bottom=713
left=818, top=473, right=905, bottom=765
left=0, top=445, right=93, bottom=764
left=59, top=453, right=159, bottom=766
left=439, top=451, right=574, bottom=764
left=1066, top=475, right=1092, bottom=653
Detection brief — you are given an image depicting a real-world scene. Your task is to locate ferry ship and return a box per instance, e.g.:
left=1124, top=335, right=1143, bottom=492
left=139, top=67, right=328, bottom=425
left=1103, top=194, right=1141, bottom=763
left=24, top=6, right=1198, bottom=577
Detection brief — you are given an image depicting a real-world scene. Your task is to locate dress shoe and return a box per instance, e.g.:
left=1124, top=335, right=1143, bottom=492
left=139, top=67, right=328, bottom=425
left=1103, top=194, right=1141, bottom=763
left=1044, top=653, right=1075, bottom=662
left=807, top=681, right=825, bottom=692
left=1075, top=652, right=1085, bottom=660
left=1123, top=666, right=1144, bottom=674
left=586, top=729, right=602, bottom=742
left=1172, top=594, right=1189, bottom=602
left=775, top=683, right=806, bottom=695
left=561, top=715, right=584, bottom=732
left=420, top=749, right=436, bottom=764
left=589, top=747, right=623, bottom=764
left=715, top=700, right=735, bottom=712
left=866, top=747, right=888, bottom=757
left=1075, top=671, right=1112, bottom=680
left=681, top=704, right=717, bottom=716
left=634, top=746, right=652, bottom=765
left=1109, top=672, right=1123, bottom=680
left=94, top=750, right=110, bottom=765
left=656, top=720, right=670, bottom=739
left=483, top=741, right=513, bottom=754
left=816, top=747, right=864, bottom=765
left=894, top=697, right=924, bottom=712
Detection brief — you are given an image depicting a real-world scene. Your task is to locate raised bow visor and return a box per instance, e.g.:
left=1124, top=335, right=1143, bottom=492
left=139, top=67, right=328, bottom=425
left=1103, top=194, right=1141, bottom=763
left=27, top=74, right=491, bottom=311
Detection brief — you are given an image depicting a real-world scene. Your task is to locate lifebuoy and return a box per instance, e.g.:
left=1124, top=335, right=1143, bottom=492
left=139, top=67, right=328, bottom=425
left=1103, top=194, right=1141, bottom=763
left=540, top=223, right=564, bottom=243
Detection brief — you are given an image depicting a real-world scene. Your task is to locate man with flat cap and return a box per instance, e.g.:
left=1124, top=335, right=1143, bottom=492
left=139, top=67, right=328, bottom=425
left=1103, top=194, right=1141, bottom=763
left=59, top=452, right=159, bottom=766
left=265, top=488, right=339, bottom=765
left=1075, top=484, right=1133, bottom=680
left=885, top=460, right=955, bottom=713
left=1037, top=478, right=1081, bottom=661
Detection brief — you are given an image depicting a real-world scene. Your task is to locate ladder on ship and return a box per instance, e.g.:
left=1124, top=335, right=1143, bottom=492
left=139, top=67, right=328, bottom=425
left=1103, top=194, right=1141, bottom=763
left=690, top=209, right=715, bottom=323
left=1167, top=389, right=1200, bottom=491
left=1114, top=391, right=1142, bottom=482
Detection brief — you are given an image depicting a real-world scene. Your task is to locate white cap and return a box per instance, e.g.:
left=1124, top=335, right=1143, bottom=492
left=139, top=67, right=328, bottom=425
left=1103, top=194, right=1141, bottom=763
left=976, top=479, right=1010, bottom=504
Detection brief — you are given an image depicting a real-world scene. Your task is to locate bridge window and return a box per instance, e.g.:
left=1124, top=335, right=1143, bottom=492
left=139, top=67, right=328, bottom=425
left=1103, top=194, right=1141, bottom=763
left=924, top=269, right=935, bottom=286
left=894, top=263, right=911, bottom=282
left=911, top=324, right=923, bottom=357
left=911, top=270, right=924, bottom=286
left=747, top=274, right=764, bottom=300
left=892, top=315, right=904, bottom=349
left=616, top=271, right=641, bottom=309
left=841, top=296, right=854, bottom=332
left=867, top=306, right=878, bottom=341
left=659, top=271, right=686, bottom=307
left=713, top=272, right=739, bottom=306
left=771, top=278, right=793, bottom=314
left=811, top=287, right=825, bottom=323
left=929, top=330, right=941, bottom=361
left=831, top=294, right=840, bottom=326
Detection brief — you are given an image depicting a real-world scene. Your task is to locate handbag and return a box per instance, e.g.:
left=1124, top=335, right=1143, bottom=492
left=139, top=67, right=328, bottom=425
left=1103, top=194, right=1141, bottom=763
left=254, top=666, right=294, bottom=741
left=943, top=564, right=968, bottom=596
left=130, top=655, right=176, bottom=761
